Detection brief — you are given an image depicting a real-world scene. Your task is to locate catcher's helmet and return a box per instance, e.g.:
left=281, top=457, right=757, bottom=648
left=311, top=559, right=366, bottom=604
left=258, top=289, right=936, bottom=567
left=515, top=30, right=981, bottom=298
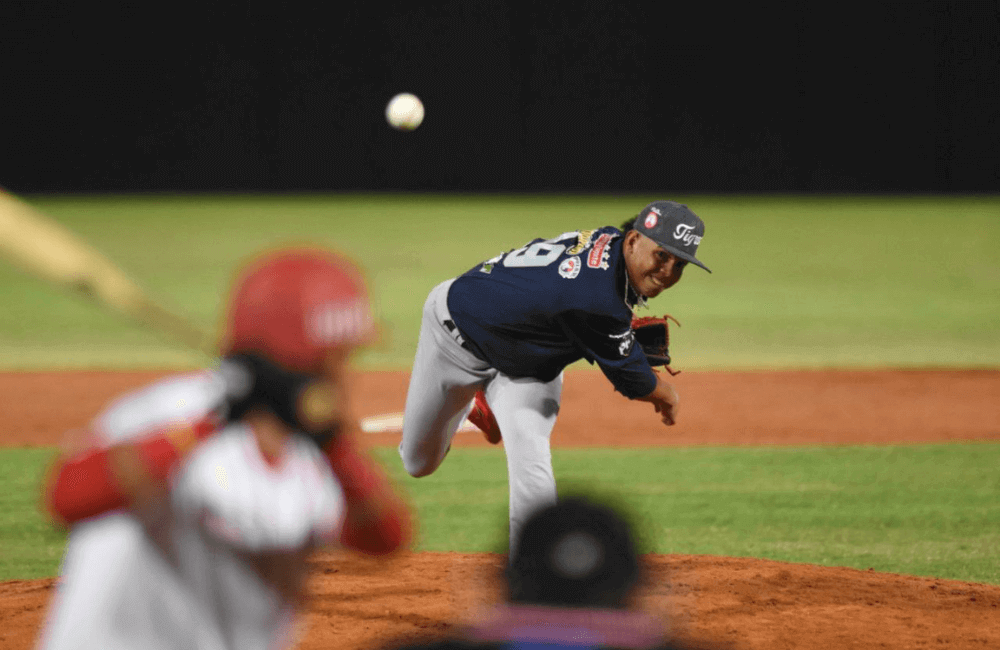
left=223, top=247, right=376, bottom=373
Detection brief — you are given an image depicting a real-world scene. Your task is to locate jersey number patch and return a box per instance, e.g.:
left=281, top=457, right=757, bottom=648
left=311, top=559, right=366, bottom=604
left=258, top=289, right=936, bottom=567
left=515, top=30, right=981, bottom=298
left=502, top=233, right=577, bottom=268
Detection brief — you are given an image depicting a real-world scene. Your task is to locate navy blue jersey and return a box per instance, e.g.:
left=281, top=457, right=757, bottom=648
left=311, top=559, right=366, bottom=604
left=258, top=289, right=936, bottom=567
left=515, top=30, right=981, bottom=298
left=447, top=227, right=657, bottom=399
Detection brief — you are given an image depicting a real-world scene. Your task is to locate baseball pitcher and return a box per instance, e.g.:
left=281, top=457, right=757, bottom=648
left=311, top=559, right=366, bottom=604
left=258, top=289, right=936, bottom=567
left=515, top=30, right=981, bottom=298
left=399, top=201, right=711, bottom=547
left=37, top=248, right=412, bottom=650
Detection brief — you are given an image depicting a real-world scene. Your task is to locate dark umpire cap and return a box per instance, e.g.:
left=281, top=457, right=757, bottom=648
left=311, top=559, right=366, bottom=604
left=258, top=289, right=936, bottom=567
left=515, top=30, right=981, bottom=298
left=633, top=200, right=712, bottom=273
left=507, top=497, right=640, bottom=608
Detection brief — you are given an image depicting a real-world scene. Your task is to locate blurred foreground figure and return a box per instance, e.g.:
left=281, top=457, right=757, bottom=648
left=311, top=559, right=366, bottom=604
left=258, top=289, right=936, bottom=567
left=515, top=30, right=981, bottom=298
left=385, top=497, right=722, bottom=650
left=37, top=247, right=411, bottom=650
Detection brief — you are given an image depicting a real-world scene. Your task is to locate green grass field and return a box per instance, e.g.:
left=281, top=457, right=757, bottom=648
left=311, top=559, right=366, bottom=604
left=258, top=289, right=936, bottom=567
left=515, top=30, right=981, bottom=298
left=1, top=194, right=998, bottom=584
left=5, top=445, right=999, bottom=583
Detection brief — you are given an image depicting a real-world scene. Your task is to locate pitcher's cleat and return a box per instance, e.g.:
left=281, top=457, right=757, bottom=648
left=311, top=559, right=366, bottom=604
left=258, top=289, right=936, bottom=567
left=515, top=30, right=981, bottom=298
left=468, top=390, right=502, bottom=444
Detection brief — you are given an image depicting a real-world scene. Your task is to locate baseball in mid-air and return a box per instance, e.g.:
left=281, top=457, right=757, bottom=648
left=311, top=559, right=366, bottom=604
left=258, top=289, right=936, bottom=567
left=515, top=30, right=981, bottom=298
left=385, top=93, right=424, bottom=131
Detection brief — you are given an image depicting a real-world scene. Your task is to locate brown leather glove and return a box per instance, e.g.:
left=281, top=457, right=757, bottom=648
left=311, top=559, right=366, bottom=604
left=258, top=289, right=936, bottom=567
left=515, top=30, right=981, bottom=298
left=631, top=314, right=681, bottom=375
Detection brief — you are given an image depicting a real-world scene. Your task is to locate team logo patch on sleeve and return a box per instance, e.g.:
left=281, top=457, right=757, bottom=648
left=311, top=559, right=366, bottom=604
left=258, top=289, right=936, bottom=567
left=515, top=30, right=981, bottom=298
left=558, top=256, right=582, bottom=279
left=587, top=233, right=616, bottom=270
left=609, top=329, right=635, bottom=356
left=566, top=229, right=597, bottom=255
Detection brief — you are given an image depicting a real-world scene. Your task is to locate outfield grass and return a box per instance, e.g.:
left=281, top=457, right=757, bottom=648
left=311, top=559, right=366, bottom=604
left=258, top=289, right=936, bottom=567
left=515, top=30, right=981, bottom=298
left=5, top=444, right=999, bottom=584
left=0, top=194, right=997, bottom=370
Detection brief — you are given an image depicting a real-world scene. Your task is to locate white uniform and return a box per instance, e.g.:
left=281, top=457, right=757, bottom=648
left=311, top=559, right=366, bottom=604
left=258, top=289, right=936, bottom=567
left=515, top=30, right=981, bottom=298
left=37, top=370, right=346, bottom=650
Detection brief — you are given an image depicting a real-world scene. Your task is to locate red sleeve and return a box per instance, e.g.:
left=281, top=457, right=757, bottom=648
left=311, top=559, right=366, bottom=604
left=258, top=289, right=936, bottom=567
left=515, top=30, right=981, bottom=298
left=45, top=418, right=219, bottom=525
left=324, top=434, right=412, bottom=556
left=45, top=447, right=129, bottom=524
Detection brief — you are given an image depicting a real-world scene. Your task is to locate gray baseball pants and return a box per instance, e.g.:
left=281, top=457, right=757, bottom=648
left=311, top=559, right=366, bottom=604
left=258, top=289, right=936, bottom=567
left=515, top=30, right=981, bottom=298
left=399, top=279, right=562, bottom=550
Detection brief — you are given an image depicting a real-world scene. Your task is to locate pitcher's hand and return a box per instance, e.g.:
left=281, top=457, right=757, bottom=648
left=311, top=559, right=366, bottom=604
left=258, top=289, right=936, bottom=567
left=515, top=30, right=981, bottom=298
left=635, top=375, right=680, bottom=426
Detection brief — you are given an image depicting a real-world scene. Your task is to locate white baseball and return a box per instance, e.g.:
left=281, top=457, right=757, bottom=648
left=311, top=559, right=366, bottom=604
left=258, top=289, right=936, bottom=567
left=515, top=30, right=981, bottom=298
left=385, top=93, right=424, bottom=131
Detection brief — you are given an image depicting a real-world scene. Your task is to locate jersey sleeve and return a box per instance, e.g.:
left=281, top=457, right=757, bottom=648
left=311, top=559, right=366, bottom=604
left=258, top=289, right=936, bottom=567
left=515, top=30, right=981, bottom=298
left=44, top=372, right=227, bottom=525
left=173, top=430, right=346, bottom=552
left=556, top=310, right=658, bottom=399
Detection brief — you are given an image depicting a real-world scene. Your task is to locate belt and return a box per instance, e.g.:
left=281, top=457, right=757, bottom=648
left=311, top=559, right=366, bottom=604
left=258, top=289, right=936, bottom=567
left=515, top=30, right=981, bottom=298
left=443, top=319, right=481, bottom=356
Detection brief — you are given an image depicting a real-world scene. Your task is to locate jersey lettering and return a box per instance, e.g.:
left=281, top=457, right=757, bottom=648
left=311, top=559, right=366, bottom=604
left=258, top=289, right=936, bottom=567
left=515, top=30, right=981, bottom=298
left=673, top=223, right=702, bottom=246
left=309, top=301, right=372, bottom=344
left=587, top=233, right=616, bottom=270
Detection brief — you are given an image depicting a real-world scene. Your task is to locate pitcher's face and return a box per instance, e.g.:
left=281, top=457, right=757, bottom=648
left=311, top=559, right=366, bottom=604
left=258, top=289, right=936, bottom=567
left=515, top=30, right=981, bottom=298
left=623, top=230, right=686, bottom=298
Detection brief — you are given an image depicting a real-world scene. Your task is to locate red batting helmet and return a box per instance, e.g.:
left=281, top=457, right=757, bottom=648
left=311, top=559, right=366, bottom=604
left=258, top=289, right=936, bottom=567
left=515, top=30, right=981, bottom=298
left=222, top=247, right=376, bottom=373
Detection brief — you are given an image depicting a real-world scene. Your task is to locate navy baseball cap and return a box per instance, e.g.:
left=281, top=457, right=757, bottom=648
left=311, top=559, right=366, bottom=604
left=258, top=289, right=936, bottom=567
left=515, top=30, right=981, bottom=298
left=506, top=496, right=640, bottom=608
left=633, top=201, right=711, bottom=273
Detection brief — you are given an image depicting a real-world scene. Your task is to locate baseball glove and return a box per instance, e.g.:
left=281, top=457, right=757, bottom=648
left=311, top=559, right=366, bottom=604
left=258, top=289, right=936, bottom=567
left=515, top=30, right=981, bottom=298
left=631, top=314, right=681, bottom=376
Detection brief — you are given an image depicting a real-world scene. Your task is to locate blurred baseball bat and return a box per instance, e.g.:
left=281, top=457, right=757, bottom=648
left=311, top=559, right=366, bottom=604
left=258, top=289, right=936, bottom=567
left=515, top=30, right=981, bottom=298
left=0, top=188, right=215, bottom=356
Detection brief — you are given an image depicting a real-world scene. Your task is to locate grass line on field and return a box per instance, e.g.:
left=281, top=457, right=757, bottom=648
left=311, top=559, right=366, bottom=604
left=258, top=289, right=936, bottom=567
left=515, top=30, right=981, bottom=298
left=0, top=194, right=997, bottom=370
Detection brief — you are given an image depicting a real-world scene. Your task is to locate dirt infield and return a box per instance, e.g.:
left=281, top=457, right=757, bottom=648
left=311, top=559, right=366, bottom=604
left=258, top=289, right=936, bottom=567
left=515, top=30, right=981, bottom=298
left=3, top=368, right=999, bottom=649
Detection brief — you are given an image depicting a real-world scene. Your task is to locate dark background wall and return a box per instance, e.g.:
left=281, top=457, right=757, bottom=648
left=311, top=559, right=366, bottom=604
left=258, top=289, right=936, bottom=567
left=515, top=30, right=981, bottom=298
left=2, top=1, right=997, bottom=193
